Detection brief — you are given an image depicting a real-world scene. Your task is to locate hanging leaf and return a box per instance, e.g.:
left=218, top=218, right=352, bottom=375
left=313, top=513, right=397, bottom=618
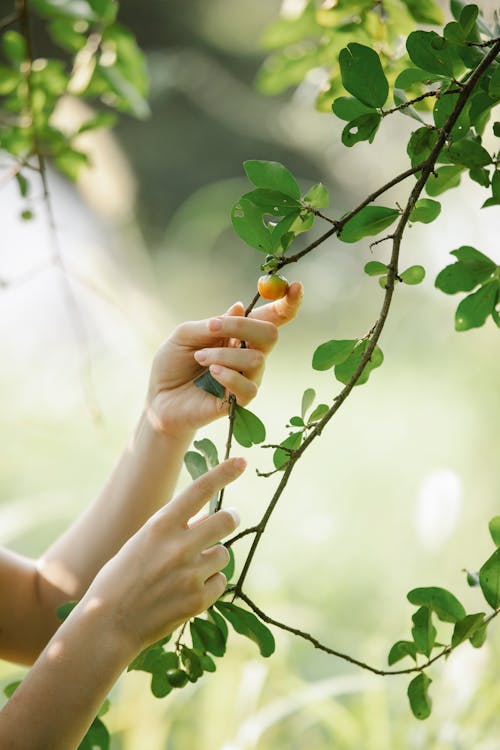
left=408, top=673, right=433, bottom=720
left=342, top=113, right=381, bottom=147
left=301, top=388, right=316, bottom=419
left=435, top=246, right=496, bottom=294
left=411, top=606, right=436, bottom=657
left=488, top=516, right=500, bottom=547
left=451, top=612, right=486, bottom=648
left=303, top=183, right=329, bottom=208
left=425, top=166, right=463, bottom=197
left=479, top=547, right=500, bottom=609
left=400, top=266, right=426, bottom=285
left=190, top=618, right=226, bottom=657
left=184, top=451, right=208, bottom=481
left=387, top=640, right=418, bottom=666
left=455, top=281, right=498, bottom=331
left=215, top=601, right=275, bottom=657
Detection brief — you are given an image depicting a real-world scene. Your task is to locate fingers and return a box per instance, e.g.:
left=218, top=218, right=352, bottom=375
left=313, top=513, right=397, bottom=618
left=194, top=346, right=265, bottom=383
left=190, top=507, right=240, bottom=550
left=207, top=365, right=257, bottom=406
left=249, top=281, right=304, bottom=327
left=165, top=458, right=246, bottom=526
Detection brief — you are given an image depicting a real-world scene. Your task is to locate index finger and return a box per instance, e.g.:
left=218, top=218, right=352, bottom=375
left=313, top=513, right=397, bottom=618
left=249, top=281, right=304, bottom=327
left=166, top=458, right=246, bottom=525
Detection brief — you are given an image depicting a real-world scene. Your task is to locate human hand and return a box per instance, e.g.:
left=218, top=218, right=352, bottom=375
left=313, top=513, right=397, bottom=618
left=146, top=282, right=303, bottom=438
left=82, top=458, right=245, bottom=654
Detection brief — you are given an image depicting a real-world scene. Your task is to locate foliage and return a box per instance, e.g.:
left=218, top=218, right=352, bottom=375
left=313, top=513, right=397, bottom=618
left=1, top=0, right=499, bottom=741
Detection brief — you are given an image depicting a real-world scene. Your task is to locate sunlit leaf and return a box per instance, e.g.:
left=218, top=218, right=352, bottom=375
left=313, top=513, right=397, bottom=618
left=408, top=587, right=466, bottom=623
left=233, top=405, right=266, bottom=447
left=408, top=673, right=432, bottom=720
left=339, top=43, right=389, bottom=109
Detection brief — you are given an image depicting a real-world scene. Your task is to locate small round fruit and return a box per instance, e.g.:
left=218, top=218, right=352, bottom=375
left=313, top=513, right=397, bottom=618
left=257, top=274, right=289, bottom=301
left=166, top=668, right=189, bottom=688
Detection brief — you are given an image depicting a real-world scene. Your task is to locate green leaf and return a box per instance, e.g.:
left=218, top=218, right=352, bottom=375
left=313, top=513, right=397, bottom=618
left=406, top=31, right=461, bottom=77
left=2, top=31, right=27, bottom=65
left=341, top=113, right=381, bottom=147
left=408, top=586, right=466, bottom=623
left=273, top=431, right=302, bottom=470
left=199, top=653, right=216, bottom=672
left=448, top=138, right=492, bottom=169
left=53, top=149, right=89, bottom=181
left=0, top=65, right=22, bottom=95
left=408, top=673, right=432, bottom=720
left=303, top=183, right=329, bottom=208
left=433, top=93, right=470, bottom=140
left=409, top=199, right=441, bottom=224
left=241, top=188, right=301, bottom=214
left=307, top=403, right=329, bottom=424
left=233, top=405, right=266, bottom=448
left=451, top=612, right=486, bottom=648
left=194, top=370, right=225, bottom=399
left=387, top=640, right=418, bottom=666
left=3, top=681, right=21, bottom=699
left=401, top=0, right=444, bottom=24
left=231, top=196, right=274, bottom=254
left=48, top=19, right=87, bottom=52
left=469, top=167, right=490, bottom=188
left=56, top=600, right=78, bottom=621
left=78, top=717, right=110, bottom=750
left=312, top=339, right=357, bottom=371
left=489, top=66, right=500, bottom=99
left=150, top=671, right=174, bottom=698
left=338, top=43, right=388, bottom=109
left=467, top=570, right=480, bottom=587
left=470, top=621, right=488, bottom=648
left=15, top=173, right=30, bottom=198
left=411, top=606, right=436, bottom=657
left=193, top=438, right=219, bottom=469
left=407, top=127, right=439, bottom=169
left=400, top=265, right=426, bottom=285
left=190, top=617, right=226, bottom=657
left=301, top=388, right=316, bottom=419
left=222, top=544, right=235, bottom=582
left=455, top=281, right=498, bottom=331
left=30, top=0, right=98, bottom=20
left=180, top=646, right=203, bottom=682
left=332, top=96, right=375, bottom=122
left=479, top=547, right=500, bottom=609
left=184, top=451, right=208, bottom=481
left=435, top=246, right=496, bottom=294
left=289, top=416, right=304, bottom=427
left=215, top=601, right=275, bottom=657
left=127, top=646, right=176, bottom=674
left=77, top=111, right=117, bottom=134
left=364, top=261, right=387, bottom=276
left=243, top=160, right=300, bottom=200
left=334, top=340, right=384, bottom=386
left=340, top=206, right=399, bottom=244
left=489, top=517, right=500, bottom=547
left=208, top=607, right=229, bottom=642
left=425, top=166, right=463, bottom=197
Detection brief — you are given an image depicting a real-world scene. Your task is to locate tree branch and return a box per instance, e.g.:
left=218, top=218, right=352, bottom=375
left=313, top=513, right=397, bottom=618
left=381, top=88, right=461, bottom=117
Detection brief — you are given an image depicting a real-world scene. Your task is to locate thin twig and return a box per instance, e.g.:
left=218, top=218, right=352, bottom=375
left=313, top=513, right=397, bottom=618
left=381, top=88, right=461, bottom=117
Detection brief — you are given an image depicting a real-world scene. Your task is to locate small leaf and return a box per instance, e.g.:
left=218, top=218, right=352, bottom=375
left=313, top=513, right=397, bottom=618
left=312, top=339, right=357, bottom=371
left=307, top=403, right=329, bottom=424
left=408, top=673, right=432, bottom=720
left=194, top=370, right=225, bottom=399
left=455, top=281, right=498, bottom=331
left=77, top=111, right=117, bottom=134
left=340, top=206, right=399, bottom=244
left=241, top=188, right=301, bottom=214
left=184, top=451, right=208, bottom=481
left=425, top=166, right=463, bottom=197
left=208, top=607, right=229, bottom=642
left=301, top=388, right=316, bottom=419
left=273, top=431, right=302, bottom=470
left=215, top=601, right=275, bottom=657
left=466, top=570, right=480, bottom=587
left=190, top=617, right=226, bottom=657
left=180, top=646, right=203, bottom=682
left=233, top=405, right=266, bottom=448
left=407, top=587, right=466, bottom=623
left=334, top=340, right=384, bottom=387
left=231, top=196, right=274, bottom=254
left=489, top=517, right=500, bottom=547
left=406, top=30, right=461, bottom=77
left=364, top=261, right=387, bottom=276
left=451, top=612, right=486, bottom=648
left=2, top=31, right=27, bottom=65
left=409, top=199, right=441, bottom=224
left=402, top=0, right=444, bottom=25
left=243, top=160, right=300, bottom=199
left=470, top=622, right=488, bottom=648
left=3, top=681, right=21, bottom=699
left=303, top=183, right=329, bottom=208
left=479, top=547, right=500, bottom=609
left=341, top=113, right=381, bottom=147
left=289, top=416, right=304, bottom=427
left=222, top=545, right=235, bottom=582
left=388, top=640, right=418, bottom=666
left=193, top=438, right=219, bottom=468
left=339, top=43, right=389, bottom=109
left=448, top=138, right=492, bottom=169
left=435, top=247, right=496, bottom=294
left=400, top=266, right=426, bottom=285
left=151, top=671, right=173, bottom=698
left=78, top=717, right=110, bottom=750
left=332, top=96, right=375, bottom=121
left=56, top=600, right=78, bottom=621
left=411, top=606, right=436, bottom=657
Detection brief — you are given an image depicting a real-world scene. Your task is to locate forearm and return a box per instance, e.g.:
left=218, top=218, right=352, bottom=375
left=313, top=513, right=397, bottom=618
left=37, top=410, right=194, bottom=607
left=0, top=596, right=134, bottom=750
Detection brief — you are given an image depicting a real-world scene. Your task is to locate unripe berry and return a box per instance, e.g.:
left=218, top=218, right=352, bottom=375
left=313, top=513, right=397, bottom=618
left=257, top=274, right=289, bottom=301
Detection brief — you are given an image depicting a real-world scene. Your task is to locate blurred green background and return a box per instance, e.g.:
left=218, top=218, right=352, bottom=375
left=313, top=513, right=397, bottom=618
left=1, top=1, right=500, bottom=748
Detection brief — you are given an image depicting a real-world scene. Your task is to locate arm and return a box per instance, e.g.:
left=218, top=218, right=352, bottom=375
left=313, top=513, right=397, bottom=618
left=0, top=460, right=243, bottom=750
left=3, top=285, right=303, bottom=663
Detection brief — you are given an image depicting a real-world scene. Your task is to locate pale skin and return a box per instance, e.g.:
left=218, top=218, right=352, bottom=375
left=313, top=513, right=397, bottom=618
left=0, top=283, right=303, bottom=750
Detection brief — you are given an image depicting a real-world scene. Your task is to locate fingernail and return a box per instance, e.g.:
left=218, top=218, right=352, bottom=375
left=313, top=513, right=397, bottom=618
left=225, top=507, right=241, bottom=526
left=209, top=364, right=222, bottom=376
left=232, top=457, right=247, bottom=472
left=194, top=349, right=208, bottom=364
left=208, top=318, right=223, bottom=332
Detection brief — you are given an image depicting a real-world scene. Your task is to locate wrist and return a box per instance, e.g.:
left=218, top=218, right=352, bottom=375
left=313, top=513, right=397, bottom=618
left=139, top=400, right=196, bottom=446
